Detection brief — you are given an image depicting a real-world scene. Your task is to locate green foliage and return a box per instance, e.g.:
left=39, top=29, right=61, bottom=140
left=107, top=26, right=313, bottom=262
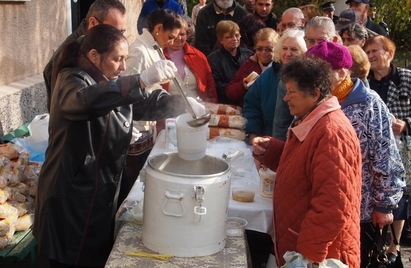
left=372, top=0, right=411, bottom=53
left=186, top=0, right=197, bottom=16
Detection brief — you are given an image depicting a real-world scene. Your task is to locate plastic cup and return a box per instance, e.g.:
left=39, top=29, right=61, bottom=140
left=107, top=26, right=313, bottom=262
left=226, top=217, right=248, bottom=236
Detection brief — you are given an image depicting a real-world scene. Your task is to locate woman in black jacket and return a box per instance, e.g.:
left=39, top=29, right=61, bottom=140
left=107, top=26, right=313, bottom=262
left=207, top=20, right=252, bottom=106
left=33, top=24, right=186, bottom=268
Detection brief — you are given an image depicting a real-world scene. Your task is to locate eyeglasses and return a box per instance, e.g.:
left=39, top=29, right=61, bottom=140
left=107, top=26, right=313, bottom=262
left=93, top=16, right=126, bottom=34
left=223, top=33, right=241, bottom=40
left=280, top=18, right=303, bottom=30
left=304, top=37, right=327, bottom=46
left=255, top=46, right=274, bottom=53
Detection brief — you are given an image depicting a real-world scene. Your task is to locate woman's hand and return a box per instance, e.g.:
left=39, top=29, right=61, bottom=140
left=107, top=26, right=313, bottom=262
left=187, top=97, right=206, bottom=115
left=372, top=211, right=394, bottom=229
left=392, top=119, right=407, bottom=135
left=242, top=78, right=249, bottom=91
left=252, top=136, right=270, bottom=157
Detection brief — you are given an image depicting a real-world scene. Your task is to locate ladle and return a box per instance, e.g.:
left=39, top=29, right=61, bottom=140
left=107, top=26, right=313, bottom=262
left=153, top=45, right=211, bottom=128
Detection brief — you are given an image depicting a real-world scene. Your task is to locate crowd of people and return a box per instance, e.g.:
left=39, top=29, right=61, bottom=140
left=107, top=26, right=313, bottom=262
left=35, top=0, right=411, bottom=267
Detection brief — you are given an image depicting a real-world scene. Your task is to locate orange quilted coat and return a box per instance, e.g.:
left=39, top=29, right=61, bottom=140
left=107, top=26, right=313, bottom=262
left=256, top=97, right=362, bottom=268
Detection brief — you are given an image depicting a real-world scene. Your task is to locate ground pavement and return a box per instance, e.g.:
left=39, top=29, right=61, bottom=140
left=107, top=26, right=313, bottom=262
left=401, top=245, right=411, bottom=266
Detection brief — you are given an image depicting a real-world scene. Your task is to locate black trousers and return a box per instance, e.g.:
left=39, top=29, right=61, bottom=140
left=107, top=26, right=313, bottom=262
left=117, top=149, right=152, bottom=209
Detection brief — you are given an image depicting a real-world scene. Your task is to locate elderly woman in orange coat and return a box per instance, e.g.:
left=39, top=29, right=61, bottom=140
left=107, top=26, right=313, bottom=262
left=252, top=55, right=362, bottom=267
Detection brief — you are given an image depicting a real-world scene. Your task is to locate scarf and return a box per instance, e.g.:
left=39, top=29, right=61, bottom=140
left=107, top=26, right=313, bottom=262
left=332, top=77, right=354, bottom=104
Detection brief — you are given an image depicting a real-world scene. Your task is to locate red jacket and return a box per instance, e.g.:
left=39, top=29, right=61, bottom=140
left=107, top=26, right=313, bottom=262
left=164, top=43, right=217, bottom=103
left=256, top=97, right=362, bottom=268
left=226, top=54, right=261, bottom=107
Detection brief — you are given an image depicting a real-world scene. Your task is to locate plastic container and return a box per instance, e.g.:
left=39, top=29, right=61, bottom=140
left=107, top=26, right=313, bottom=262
left=232, top=187, right=255, bottom=202
left=176, top=113, right=208, bottom=161
left=226, top=217, right=248, bottom=236
left=259, top=168, right=276, bottom=197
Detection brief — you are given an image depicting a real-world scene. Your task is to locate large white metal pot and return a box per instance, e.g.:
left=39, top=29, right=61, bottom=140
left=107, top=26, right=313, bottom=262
left=141, top=152, right=231, bottom=257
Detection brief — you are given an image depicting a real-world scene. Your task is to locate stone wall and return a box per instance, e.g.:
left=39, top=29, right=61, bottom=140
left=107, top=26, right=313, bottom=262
left=0, top=75, right=47, bottom=136
left=0, top=0, right=142, bottom=137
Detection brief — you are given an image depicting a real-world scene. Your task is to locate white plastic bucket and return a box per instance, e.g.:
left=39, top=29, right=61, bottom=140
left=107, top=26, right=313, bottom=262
left=175, top=113, right=208, bottom=161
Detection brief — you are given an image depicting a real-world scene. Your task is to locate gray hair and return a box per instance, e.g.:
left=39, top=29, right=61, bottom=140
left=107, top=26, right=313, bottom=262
left=282, top=7, right=305, bottom=20
left=273, top=29, right=307, bottom=63
left=305, top=16, right=336, bottom=39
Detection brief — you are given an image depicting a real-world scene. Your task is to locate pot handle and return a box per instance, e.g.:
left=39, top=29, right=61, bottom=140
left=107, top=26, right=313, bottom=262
left=162, top=190, right=185, bottom=217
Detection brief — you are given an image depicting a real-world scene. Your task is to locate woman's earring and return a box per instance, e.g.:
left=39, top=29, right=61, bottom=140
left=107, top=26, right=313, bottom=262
left=156, top=32, right=159, bottom=36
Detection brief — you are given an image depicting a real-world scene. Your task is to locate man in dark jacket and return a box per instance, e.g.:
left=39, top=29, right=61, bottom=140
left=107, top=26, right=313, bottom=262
left=194, top=0, right=247, bottom=56
left=43, top=0, right=127, bottom=112
left=346, top=0, right=388, bottom=36
left=320, top=1, right=339, bottom=24
left=254, top=0, right=278, bottom=30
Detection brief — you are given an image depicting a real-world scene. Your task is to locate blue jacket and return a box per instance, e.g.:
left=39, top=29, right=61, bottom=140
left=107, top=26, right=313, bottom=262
left=341, top=78, right=405, bottom=222
left=272, top=80, right=294, bottom=141
left=243, top=62, right=280, bottom=137
left=137, top=0, right=183, bottom=34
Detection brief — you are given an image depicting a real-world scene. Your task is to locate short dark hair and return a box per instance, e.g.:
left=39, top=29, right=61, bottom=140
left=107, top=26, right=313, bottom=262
left=237, top=14, right=266, bottom=49
left=339, top=23, right=368, bottom=42
left=280, top=55, right=333, bottom=100
left=85, top=0, right=126, bottom=24
left=147, top=9, right=182, bottom=33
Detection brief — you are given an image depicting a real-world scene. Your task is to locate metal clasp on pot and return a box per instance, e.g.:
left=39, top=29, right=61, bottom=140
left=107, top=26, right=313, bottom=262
left=194, top=185, right=207, bottom=221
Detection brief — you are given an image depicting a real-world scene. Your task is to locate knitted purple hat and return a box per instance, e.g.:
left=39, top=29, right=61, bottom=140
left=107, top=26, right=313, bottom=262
left=305, top=40, right=353, bottom=70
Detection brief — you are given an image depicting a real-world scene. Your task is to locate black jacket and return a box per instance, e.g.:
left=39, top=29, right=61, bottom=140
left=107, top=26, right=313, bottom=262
left=194, top=1, right=247, bottom=56
left=262, top=12, right=278, bottom=30
left=43, top=20, right=87, bottom=112
left=208, top=47, right=252, bottom=105
left=364, top=17, right=389, bottom=36
left=34, top=56, right=185, bottom=266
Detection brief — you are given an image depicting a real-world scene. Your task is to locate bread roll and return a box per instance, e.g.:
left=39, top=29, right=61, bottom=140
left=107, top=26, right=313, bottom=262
left=208, top=127, right=246, bottom=141
left=245, top=71, right=259, bottom=83
left=208, top=115, right=247, bottom=130
left=0, top=144, right=19, bottom=159
left=203, top=102, right=242, bottom=115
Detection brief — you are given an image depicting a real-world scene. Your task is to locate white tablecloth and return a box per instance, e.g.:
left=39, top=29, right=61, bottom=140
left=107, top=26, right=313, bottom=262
left=116, top=130, right=273, bottom=235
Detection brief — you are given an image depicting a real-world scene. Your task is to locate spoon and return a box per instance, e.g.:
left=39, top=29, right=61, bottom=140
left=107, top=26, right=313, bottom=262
left=153, top=45, right=211, bottom=128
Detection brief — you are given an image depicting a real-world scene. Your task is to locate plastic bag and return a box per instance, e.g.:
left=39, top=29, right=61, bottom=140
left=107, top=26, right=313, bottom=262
left=117, top=199, right=144, bottom=225
left=12, top=113, right=49, bottom=163
left=28, top=113, right=49, bottom=144
left=280, top=251, right=348, bottom=268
